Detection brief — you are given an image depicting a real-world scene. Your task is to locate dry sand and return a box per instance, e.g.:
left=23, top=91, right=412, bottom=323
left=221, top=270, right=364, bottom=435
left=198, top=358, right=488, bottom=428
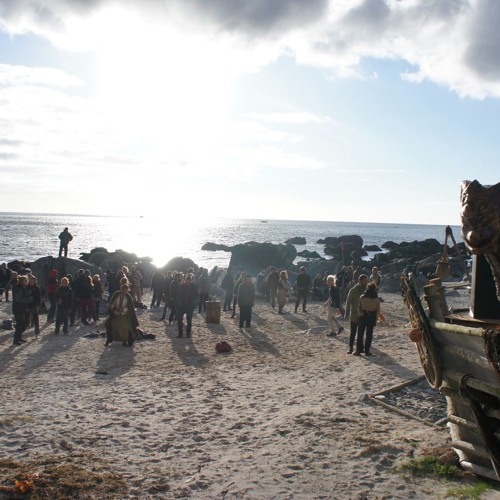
left=0, top=290, right=490, bottom=499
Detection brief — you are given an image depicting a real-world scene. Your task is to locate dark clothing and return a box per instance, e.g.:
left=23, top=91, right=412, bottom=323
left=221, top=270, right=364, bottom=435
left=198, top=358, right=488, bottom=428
left=13, top=283, right=33, bottom=344
left=176, top=282, right=198, bottom=337
left=328, top=285, right=341, bottom=308
left=221, top=272, right=234, bottom=312
left=266, top=271, right=279, bottom=308
left=294, top=272, right=311, bottom=312
left=55, top=285, right=74, bottom=334
left=168, top=278, right=180, bottom=324
left=0, top=266, right=12, bottom=301
left=27, top=284, right=41, bottom=336
left=238, top=281, right=255, bottom=328
left=150, top=272, right=165, bottom=308
left=58, top=229, right=73, bottom=257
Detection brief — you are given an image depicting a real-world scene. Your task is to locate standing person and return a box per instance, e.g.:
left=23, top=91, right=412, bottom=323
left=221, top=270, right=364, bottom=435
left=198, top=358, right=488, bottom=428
left=221, top=268, right=234, bottom=312
left=12, top=275, right=33, bottom=345
left=323, top=275, right=344, bottom=337
left=237, top=274, right=255, bottom=328
left=370, top=267, right=381, bottom=290
left=105, top=283, right=139, bottom=347
left=27, top=275, right=41, bottom=338
left=266, top=267, right=279, bottom=309
left=354, top=282, right=381, bottom=356
left=79, top=274, right=94, bottom=325
left=198, top=268, right=211, bottom=313
left=130, top=266, right=143, bottom=304
left=231, top=271, right=245, bottom=318
left=150, top=270, right=165, bottom=309
left=277, top=270, right=290, bottom=314
left=70, top=269, right=85, bottom=326
left=312, top=273, right=323, bottom=301
left=167, top=272, right=182, bottom=324
left=92, top=274, right=104, bottom=322
left=58, top=227, right=73, bottom=257
left=335, top=266, right=350, bottom=309
left=344, top=274, right=368, bottom=354
left=0, top=263, right=12, bottom=302
left=176, top=273, right=198, bottom=338
left=45, top=268, right=59, bottom=323
left=294, top=266, right=312, bottom=313
left=160, top=271, right=174, bottom=321
left=54, top=277, right=74, bottom=335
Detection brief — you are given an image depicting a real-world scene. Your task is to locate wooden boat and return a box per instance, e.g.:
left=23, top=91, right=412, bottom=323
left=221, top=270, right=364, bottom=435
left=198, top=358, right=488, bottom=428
left=401, top=179, right=500, bottom=482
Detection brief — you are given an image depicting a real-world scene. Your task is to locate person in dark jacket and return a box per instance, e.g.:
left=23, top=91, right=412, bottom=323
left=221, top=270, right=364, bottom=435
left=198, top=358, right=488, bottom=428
left=70, top=269, right=85, bottom=326
left=323, top=275, right=344, bottom=337
left=167, top=272, right=182, bottom=324
left=92, top=274, right=104, bottom=321
left=55, top=277, right=74, bottom=335
left=58, top=227, right=73, bottom=257
left=354, top=282, right=381, bottom=356
left=160, top=271, right=174, bottom=321
left=237, top=274, right=255, bottom=328
left=294, top=266, right=312, bottom=313
left=12, top=275, right=33, bottom=345
left=150, top=271, right=165, bottom=309
left=0, top=262, right=12, bottom=302
left=231, top=271, right=245, bottom=318
left=221, top=268, right=234, bottom=312
left=176, top=273, right=198, bottom=338
left=45, top=268, right=59, bottom=322
left=79, top=274, right=94, bottom=325
left=27, top=275, right=41, bottom=337
left=266, top=267, right=279, bottom=309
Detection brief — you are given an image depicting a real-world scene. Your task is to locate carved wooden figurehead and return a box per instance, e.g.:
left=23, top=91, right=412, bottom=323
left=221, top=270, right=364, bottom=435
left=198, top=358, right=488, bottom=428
left=460, top=180, right=500, bottom=303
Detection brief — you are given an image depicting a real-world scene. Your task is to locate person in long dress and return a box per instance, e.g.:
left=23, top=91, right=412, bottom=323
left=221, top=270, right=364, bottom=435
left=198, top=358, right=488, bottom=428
left=105, top=283, right=139, bottom=347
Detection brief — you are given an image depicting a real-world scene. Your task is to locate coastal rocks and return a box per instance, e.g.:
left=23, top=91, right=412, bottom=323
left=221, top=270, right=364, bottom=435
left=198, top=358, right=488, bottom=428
left=317, top=235, right=364, bottom=247
left=29, top=257, right=102, bottom=290
left=229, top=242, right=297, bottom=277
left=297, top=250, right=322, bottom=259
left=364, top=244, right=382, bottom=252
left=385, top=239, right=442, bottom=261
left=201, top=242, right=230, bottom=252
left=163, top=257, right=198, bottom=274
left=285, top=237, right=306, bottom=245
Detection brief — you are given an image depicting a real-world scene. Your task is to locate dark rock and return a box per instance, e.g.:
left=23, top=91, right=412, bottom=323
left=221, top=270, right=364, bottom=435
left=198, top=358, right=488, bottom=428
left=386, top=239, right=442, bottom=261
left=162, top=257, right=199, bottom=274
left=297, top=250, right=322, bottom=259
left=29, top=256, right=102, bottom=291
left=202, top=242, right=231, bottom=252
left=229, top=242, right=297, bottom=277
left=285, top=237, right=306, bottom=245
left=295, top=260, right=342, bottom=280
left=317, top=235, right=364, bottom=247
left=364, top=244, right=382, bottom=252
left=381, top=241, right=398, bottom=250
left=372, top=253, right=390, bottom=266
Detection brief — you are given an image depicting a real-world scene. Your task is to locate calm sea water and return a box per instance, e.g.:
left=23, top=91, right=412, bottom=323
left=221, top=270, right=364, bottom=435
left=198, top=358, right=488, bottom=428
left=0, top=213, right=462, bottom=269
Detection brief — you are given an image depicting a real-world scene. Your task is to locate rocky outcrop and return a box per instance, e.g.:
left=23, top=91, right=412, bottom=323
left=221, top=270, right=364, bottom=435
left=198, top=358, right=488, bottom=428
left=201, top=242, right=231, bottom=252
left=364, top=244, right=382, bottom=252
left=285, top=237, right=306, bottom=245
left=229, top=242, right=297, bottom=277
left=162, top=257, right=199, bottom=274
left=385, top=239, right=442, bottom=261
left=29, top=257, right=102, bottom=291
left=297, top=250, right=322, bottom=259
left=317, top=235, right=364, bottom=247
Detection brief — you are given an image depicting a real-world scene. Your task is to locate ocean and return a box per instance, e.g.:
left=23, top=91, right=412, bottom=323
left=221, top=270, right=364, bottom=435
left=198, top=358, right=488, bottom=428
left=0, top=213, right=462, bottom=269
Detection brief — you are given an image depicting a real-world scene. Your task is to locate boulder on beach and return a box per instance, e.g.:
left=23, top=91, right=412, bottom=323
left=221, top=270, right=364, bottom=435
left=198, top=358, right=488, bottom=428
left=163, top=256, right=199, bottom=274
left=285, top=237, right=306, bottom=245
left=29, top=257, right=102, bottom=291
left=364, top=244, right=382, bottom=252
left=201, top=242, right=231, bottom=252
left=297, top=250, right=322, bottom=259
left=229, top=242, right=297, bottom=277
left=317, top=235, right=364, bottom=247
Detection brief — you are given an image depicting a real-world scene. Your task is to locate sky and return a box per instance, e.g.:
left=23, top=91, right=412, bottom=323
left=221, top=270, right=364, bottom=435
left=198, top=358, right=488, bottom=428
left=0, top=0, right=499, bottom=225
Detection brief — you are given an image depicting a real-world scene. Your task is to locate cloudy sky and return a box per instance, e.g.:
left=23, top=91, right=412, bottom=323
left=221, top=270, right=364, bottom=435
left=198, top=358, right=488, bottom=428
left=0, top=0, right=499, bottom=224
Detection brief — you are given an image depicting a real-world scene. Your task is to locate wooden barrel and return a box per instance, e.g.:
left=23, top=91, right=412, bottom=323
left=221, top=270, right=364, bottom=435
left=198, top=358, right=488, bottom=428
left=205, top=301, right=221, bottom=324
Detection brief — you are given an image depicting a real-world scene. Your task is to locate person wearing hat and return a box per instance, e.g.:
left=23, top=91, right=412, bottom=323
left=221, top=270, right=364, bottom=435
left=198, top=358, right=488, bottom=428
left=105, top=282, right=139, bottom=346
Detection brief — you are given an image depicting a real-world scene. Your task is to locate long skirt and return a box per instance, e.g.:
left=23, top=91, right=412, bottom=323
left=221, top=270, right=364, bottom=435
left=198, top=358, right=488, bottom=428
left=112, top=314, right=132, bottom=342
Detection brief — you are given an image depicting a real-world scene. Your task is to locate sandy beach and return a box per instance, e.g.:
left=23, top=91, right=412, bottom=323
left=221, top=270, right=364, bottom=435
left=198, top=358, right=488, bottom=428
left=0, top=289, right=493, bottom=499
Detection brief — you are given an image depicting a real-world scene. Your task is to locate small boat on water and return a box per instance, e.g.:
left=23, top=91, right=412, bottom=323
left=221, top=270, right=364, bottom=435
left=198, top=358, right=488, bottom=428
left=401, top=179, right=500, bottom=482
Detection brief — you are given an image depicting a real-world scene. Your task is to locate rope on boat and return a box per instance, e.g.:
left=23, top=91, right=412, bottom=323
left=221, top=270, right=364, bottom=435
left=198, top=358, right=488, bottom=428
left=459, top=374, right=500, bottom=481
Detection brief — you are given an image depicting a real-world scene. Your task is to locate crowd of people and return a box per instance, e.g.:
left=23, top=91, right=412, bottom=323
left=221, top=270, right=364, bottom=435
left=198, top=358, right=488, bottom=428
left=2, top=226, right=384, bottom=354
